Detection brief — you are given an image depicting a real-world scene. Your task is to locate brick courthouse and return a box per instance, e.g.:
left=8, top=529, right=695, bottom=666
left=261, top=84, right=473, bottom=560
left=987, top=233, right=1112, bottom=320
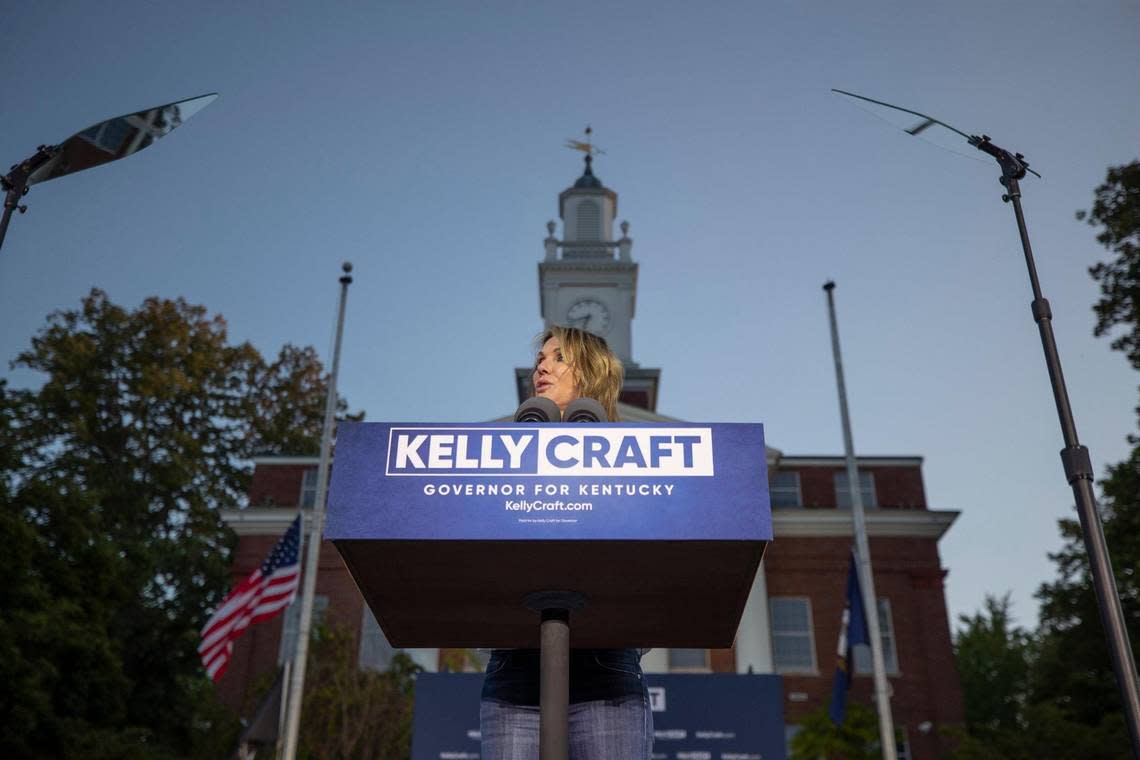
left=218, top=158, right=964, bottom=758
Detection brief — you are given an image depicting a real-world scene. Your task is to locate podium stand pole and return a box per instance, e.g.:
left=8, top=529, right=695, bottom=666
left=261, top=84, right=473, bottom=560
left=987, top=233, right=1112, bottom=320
left=539, top=609, right=570, bottom=760
left=525, top=590, right=587, bottom=760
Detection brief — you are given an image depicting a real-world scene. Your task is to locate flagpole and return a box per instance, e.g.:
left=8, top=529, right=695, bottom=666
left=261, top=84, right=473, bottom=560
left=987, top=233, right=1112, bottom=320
left=280, top=262, right=354, bottom=760
left=823, top=281, right=896, bottom=760
left=275, top=658, right=290, bottom=759
left=274, top=510, right=304, bottom=760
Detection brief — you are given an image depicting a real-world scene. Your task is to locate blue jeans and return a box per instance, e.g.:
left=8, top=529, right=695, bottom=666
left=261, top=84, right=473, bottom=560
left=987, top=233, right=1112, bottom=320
left=480, top=649, right=654, bottom=759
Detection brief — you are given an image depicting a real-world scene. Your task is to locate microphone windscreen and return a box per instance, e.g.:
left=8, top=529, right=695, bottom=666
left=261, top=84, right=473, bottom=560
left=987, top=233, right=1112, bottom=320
left=514, top=396, right=561, bottom=423
left=563, top=397, right=606, bottom=423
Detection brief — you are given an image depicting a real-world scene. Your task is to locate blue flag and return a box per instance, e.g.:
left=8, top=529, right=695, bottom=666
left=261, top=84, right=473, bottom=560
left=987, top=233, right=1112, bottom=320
left=829, top=553, right=870, bottom=724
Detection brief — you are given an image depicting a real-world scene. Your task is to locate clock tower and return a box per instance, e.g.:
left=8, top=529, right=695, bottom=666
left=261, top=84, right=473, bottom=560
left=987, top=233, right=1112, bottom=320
left=516, top=153, right=661, bottom=412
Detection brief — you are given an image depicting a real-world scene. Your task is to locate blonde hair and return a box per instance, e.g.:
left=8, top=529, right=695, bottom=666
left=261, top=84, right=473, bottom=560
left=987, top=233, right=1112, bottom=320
left=535, top=326, right=624, bottom=422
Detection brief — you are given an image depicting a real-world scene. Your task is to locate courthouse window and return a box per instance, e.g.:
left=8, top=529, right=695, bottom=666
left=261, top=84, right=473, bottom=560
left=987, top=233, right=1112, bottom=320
left=277, top=594, right=328, bottom=664
left=770, top=597, right=816, bottom=672
left=300, top=468, right=318, bottom=508
left=770, top=471, right=802, bottom=507
left=870, top=728, right=912, bottom=760
left=784, top=725, right=803, bottom=756
left=896, top=730, right=912, bottom=760
left=854, top=598, right=899, bottom=674
left=667, top=648, right=710, bottom=671
left=834, top=470, right=877, bottom=508
left=359, top=606, right=396, bottom=672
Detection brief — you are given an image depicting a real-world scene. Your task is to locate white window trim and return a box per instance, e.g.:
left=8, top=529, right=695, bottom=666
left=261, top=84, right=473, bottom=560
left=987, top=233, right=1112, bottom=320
left=667, top=648, right=711, bottom=672
left=854, top=597, right=900, bottom=676
left=835, top=470, right=877, bottom=509
left=277, top=601, right=299, bottom=665
left=278, top=594, right=327, bottom=665
left=299, top=468, right=318, bottom=509
left=769, top=596, right=818, bottom=674
left=896, top=728, right=912, bottom=760
left=784, top=724, right=803, bottom=756
left=770, top=471, right=803, bottom=508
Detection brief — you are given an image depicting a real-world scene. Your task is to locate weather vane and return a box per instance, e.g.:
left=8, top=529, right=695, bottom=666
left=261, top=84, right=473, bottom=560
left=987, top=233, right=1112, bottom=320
left=565, top=125, right=606, bottom=157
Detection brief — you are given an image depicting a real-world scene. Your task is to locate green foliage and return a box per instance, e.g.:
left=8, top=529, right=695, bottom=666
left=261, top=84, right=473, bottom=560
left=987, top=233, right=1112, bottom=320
left=789, top=702, right=880, bottom=760
left=239, top=626, right=421, bottom=760
left=250, top=344, right=361, bottom=457
left=953, top=594, right=1031, bottom=739
left=282, top=625, right=420, bottom=760
left=1, top=290, right=352, bottom=758
left=947, top=702, right=1129, bottom=760
left=1078, top=160, right=1140, bottom=372
left=948, top=469, right=1138, bottom=760
left=1030, top=443, right=1139, bottom=753
left=439, top=648, right=485, bottom=673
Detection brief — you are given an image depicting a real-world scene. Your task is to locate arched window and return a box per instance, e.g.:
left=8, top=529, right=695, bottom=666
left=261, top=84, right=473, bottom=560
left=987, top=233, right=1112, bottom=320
left=575, top=199, right=601, bottom=241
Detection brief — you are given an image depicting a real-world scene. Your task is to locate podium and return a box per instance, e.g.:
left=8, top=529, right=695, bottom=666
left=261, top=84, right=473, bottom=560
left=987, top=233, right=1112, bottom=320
left=326, top=422, right=772, bottom=757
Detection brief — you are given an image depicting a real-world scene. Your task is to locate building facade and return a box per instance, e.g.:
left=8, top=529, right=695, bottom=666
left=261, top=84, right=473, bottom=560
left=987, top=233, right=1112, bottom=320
left=219, top=156, right=964, bottom=758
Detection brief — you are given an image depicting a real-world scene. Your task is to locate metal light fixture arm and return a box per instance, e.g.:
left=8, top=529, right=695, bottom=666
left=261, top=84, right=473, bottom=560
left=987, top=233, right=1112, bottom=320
left=0, top=145, right=57, bottom=251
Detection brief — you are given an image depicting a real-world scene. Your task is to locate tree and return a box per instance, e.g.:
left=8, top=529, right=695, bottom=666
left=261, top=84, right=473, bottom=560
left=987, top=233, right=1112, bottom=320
left=953, top=594, right=1031, bottom=740
left=250, top=344, right=360, bottom=456
left=947, top=701, right=1129, bottom=760
left=789, top=702, right=880, bottom=760
left=948, top=591, right=1134, bottom=759
left=1078, top=161, right=1140, bottom=372
left=293, top=626, right=421, bottom=760
left=0, top=386, right=135, bottom=758
left=0, top=290, right=353, bottom=758
left=235, top=625, right=421, bottom=760
left=1030, top=443, right=1139, bottom=757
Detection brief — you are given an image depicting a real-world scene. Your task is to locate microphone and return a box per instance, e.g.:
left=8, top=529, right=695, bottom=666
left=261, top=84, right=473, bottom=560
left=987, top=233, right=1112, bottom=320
left=563, top=397, right=606, bottom=423
left=514, top=396, right=561, bottom=423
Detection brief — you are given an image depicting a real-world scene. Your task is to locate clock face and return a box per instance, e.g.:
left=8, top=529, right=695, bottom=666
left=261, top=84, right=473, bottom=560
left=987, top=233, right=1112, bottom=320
left=566, top=298, right=611, bottom=335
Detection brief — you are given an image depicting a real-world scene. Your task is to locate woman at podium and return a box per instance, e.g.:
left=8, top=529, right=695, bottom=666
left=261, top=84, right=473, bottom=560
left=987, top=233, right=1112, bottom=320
left=480, top=326, right=653, bottom=758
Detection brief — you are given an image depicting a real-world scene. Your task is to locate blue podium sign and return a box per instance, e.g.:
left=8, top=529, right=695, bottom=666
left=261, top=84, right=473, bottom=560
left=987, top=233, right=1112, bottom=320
left=325, top=421, right=772, bottom=648
left=411, top=672, right=787, bottom=760
left=326, top=422, right=770, bottom=541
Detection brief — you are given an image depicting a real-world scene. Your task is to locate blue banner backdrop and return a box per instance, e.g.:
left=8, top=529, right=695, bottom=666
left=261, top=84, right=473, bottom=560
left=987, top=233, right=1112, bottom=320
left=326, top=422, right=771, bottom=541
left=411, top=672, right=787, bottom=760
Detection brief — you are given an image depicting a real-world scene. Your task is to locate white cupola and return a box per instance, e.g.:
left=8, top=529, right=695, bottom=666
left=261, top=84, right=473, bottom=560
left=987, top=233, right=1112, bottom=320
left=558, top=154, right=618, bottom=257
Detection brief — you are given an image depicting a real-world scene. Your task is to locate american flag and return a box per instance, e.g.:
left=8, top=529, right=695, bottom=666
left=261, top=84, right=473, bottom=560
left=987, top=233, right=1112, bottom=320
left=199, top=515, right=302, bottom=682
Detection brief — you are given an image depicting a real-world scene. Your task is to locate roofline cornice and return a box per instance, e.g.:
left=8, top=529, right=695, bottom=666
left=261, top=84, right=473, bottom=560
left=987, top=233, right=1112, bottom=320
left=776, top=456, right=923, bottom=467
left=221, top=507, right=303, bottom=535
left=772, top=508, right=958, bottom=539
left=251, top=456, right=320, bottom=466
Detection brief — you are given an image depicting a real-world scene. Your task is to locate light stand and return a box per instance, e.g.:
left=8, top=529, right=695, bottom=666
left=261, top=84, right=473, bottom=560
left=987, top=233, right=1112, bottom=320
left=832, top=88, right=1140, bottom=756
left=972, top=135, right=1140, bottom=755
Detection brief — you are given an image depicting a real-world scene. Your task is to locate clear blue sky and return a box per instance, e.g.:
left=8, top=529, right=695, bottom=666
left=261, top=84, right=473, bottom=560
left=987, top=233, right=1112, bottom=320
left=2, top=1, right=1137, bottom=630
